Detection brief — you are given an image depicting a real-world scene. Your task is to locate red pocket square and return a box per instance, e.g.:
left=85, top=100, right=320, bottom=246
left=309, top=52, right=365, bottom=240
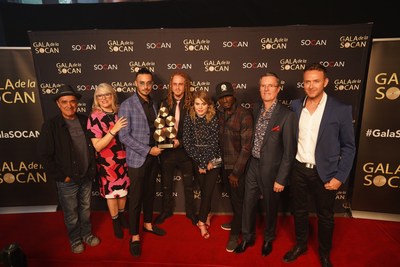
left=271, top=125, right=280, bottom=132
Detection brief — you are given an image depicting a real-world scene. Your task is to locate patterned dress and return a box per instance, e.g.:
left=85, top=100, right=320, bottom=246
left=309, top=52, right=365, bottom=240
left=87, top=110, right=130, bottom=198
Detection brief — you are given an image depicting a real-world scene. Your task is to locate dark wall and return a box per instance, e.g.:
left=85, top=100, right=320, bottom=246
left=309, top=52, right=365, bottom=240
left=0, top=0, right=399, bottom=47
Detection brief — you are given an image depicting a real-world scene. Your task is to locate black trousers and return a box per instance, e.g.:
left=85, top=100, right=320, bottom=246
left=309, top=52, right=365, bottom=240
left=195, top=167, right=219, bottom=223
left=159, top=148, right=196, bottom=216
left=127, top=155, right=159, bottom=235
left=222, top=168, right=244, bottom=236
left=291, top=160, right=336, bottom=257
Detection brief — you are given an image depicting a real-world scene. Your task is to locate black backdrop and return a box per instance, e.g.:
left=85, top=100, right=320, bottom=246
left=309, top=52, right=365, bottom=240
left=27, top=24, right=372, bottom=213
left=0, top=1, right=399, bottom=47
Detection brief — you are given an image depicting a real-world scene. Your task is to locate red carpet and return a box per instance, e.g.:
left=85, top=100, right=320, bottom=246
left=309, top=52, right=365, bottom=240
left=1, top=211, right=400, bottom=267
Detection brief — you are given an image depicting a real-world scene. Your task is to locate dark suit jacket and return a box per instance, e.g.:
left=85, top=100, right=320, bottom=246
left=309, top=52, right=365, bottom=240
left=252, top=102, right=298, bottom=196
left=290, top=95, right=356, bottom=184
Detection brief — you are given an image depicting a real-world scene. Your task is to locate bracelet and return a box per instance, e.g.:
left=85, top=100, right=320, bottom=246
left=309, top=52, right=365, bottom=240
left=109, top=131, right=115, bottom=136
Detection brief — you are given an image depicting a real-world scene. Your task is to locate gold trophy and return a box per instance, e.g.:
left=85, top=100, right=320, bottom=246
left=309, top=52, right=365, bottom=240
left=154, top=106, right=177, bottom=148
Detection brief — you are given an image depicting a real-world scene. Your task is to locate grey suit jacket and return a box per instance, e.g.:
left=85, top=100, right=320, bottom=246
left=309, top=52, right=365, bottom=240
left=252, top=102, right=298, bottom=195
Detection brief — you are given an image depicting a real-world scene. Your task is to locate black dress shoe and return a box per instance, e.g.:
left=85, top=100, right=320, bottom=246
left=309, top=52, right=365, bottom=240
left=261, top=240, right=273, bottom=256
left=233, top=240, right=255, bottom=254
left=143, top=225, right=166, bottom=236
left=129, top=240, right=141, bottom=257
left=320, top=255, right=333, bottom=267
left=154, top=211, right=173, bottom=225
left=283, top=245, right=307, bottom=262
left=186, top=214, right=199, bottom=226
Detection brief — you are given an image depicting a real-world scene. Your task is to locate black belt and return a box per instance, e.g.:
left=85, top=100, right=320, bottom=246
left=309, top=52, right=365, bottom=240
left=296, top=160, right=316, bottom=169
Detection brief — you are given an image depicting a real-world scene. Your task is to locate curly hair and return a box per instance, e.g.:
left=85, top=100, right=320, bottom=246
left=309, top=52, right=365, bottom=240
left=166, top=72, right=193, bottom=109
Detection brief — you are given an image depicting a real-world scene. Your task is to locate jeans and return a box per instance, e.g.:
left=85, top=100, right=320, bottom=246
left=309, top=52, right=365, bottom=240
left=56, top=179, right=93, bottom=245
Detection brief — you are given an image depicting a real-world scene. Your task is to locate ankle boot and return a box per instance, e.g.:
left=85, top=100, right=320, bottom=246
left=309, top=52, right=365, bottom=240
left=112, top=217, right=123, bottom=239
left=118, top=212, right=129, bottom=228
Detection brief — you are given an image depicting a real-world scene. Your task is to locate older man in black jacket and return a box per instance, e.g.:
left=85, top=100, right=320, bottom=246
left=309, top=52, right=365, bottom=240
left=38, top=84, right=100, bottom=254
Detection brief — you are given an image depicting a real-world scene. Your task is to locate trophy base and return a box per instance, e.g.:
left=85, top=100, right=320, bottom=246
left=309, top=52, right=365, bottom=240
left=158, top=143, right=174, bottom=149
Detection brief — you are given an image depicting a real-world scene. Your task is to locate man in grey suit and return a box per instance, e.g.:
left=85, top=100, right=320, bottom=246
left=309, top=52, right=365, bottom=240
left=234, top=72, right=298, bottom=256
left=119, top=68, right=166, bottom=257
left=283, top=63, right=356, bottom=267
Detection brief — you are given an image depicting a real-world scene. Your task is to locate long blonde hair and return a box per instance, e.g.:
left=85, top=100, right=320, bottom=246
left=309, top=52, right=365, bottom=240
left=166, top=72, right=193, bottom=110
left=91, top=83, right=119, bottom=113
left=189, top=90, right=215, bottom=123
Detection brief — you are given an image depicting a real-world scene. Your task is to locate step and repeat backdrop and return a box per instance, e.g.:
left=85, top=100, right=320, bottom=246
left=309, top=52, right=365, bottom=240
left=351, top=39, right=400, bottom=221
left=1, top=23, right=373, bottom=214
left=0, top=48, right=58, bottom=213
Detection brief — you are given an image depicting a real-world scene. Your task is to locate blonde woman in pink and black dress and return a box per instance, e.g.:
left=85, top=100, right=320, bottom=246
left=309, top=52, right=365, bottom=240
left=87, top=83, right=130, bottom=239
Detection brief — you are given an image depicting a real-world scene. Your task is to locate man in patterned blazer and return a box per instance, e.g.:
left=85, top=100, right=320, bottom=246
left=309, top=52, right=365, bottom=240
left=119, top=68, right=166, bottom=257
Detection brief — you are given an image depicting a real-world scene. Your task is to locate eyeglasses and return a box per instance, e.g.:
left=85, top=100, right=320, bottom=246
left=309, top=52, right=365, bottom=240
left=138, top=81, right=154, bottom=87
left=96, top=93, right=112, bottom=99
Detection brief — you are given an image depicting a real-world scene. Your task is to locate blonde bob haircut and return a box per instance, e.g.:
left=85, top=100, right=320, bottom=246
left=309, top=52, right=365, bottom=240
left=91, top=83, right=119, bottom=113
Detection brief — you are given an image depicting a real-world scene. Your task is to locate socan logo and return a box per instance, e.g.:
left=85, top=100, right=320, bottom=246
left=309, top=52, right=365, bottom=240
left=334, top=79, right=362, bottom=91
left=260, top=37, right=288, bottom=50
left=71, top=44, right=97, bottom=52
left=319, top=60, right=346, bottom=68
left=362, top=162, right=400, bottom=188
left=0, top=79, right=37, bottom=104
left=107, top=40, right=134, bottom=52
left=374, top=73, right=400, bottom=100
left=183, top=39, right=210, bottom=51
left=339, top=35, right=369, bottom=49
left=222, top=40, right=249, bottom=48
left=0, top=130, right=40, bottom=139
left=40, top=83, right=63, bottom=95
left=300, top=39, right=327, bottom=46
left=167, top=63, right=192, bottom=70
left=242, top=62, right=268, bottom=69
left=0, top=161, right=46, bottom=184
left=111, top=81, right=136, bottom=93
left=146, top=42, right=172, bottom=49
left=76, top=84, right=97, bottom=92
left=280, top=59, right=307, bottom=71
left=93, top=63, right=118, bottom=71
left=56, top=62, right=82, bottom=74
left=129, top=61, right=156, bottom=73
left=190, top=81, right=211, bottom=92
left=203, top=60, right=230, bottom=72
left=32, top=41, right=60, bottom=54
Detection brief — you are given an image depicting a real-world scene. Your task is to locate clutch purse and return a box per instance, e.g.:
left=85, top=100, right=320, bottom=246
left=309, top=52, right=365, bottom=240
left=210, top=157, right=222, bottom=169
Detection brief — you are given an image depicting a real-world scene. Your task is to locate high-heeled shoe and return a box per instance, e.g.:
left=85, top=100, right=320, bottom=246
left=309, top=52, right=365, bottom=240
left=197, top=222, right=210, bottom=239
left=206, top=214, right=212, bottom=228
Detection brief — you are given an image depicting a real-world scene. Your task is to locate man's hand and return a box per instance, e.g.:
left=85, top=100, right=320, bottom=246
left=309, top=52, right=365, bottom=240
left=325, top=178, right=342, bottom=190
left=228, top=174, right=239, bottom=188
left=273, top=181, right=284, bottom=192
left=149, top=146, right=163, bottom=156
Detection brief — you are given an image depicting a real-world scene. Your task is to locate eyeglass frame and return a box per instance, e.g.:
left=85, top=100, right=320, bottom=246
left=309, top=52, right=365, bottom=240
left=96, top=93, right=112, bottom=99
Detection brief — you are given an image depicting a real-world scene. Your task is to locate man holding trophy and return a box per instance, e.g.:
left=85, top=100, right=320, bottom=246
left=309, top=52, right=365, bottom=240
left=118, top=67, right=166, bottom=257
left=154, top=72, right=198, bottom=226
